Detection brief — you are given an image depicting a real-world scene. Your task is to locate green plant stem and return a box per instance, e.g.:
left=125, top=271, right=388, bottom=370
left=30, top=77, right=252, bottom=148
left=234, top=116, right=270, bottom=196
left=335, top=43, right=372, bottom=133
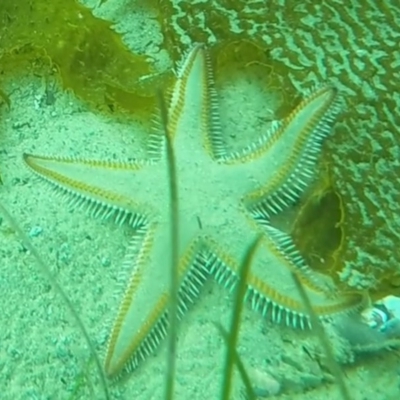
left=221, top=235, right=262, bottom=400
left=217, top=325, right=256, bottom=400
left=158, top=90, right=179, bottom=400
left=291, top=271, right=351, bottom=400
left=0, top=202, right=110, bottom=400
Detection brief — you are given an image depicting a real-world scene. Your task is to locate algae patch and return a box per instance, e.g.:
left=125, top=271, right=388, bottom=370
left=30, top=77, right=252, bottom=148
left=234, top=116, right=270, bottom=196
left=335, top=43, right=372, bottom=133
left=0, top=0, right=159, bottom=118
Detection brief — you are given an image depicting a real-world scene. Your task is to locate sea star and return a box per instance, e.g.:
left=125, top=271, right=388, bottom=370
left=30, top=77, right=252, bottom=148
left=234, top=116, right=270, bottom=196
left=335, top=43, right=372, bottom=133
left=23, top=44, right=365, bottom=380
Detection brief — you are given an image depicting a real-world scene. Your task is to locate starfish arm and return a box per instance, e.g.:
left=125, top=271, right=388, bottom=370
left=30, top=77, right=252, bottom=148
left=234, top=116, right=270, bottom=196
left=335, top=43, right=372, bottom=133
left=233, top=85, right=342, bottom=219
left=104, top=223, right=169, bottom=379
left=104, top=223, right=209, bottom=379
left=204, top=206, right=366, bottom=328
left=167, top=44, right=225, bottom=165
left=23, top=153, right=166, bottom=225
left=202, top=48, right=226, bottom=160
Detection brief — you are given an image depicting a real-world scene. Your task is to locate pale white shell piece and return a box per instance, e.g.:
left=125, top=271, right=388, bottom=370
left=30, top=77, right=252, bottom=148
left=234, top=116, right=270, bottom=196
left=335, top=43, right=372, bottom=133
left=361, top=307, right=388, bottom=329
left=377, top=295, right=400, bottom=320
left=361, top=295, right=400, bottom=331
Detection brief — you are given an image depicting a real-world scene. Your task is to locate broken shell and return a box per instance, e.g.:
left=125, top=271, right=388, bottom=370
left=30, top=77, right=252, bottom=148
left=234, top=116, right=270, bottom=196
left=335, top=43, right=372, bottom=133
left=361, top=307, right=389, bottom=330
left=361, top=295, right=400, bottom=332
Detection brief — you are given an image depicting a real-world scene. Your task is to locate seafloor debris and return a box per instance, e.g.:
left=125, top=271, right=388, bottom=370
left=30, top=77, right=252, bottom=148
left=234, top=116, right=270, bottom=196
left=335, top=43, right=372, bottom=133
left=329, top=294, right=400, bottom=359
left=361, top=295, right=400, bottom=336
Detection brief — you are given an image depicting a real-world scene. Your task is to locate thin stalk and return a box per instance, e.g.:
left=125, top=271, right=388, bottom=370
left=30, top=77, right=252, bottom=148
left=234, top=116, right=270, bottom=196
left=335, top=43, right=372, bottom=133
left=0, top=202, right=110, bottom=400
left=291, top=272, right=351, bottom=400
left=220, top=235, right=262, bottom=400
left=157, top=90, right=179, bottom=400
left=217, top=325, right=256, bottom=400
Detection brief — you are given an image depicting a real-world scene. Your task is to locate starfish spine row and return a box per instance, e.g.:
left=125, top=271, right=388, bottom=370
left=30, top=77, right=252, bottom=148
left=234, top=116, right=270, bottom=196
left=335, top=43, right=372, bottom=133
left=246, top=86, right=342, bottom=219
left=105, top=241, right=210, bottom=379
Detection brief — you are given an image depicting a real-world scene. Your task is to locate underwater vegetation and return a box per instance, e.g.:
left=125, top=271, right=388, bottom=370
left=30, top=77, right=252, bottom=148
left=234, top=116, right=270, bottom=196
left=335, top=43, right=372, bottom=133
left=0, top=0, right=160, bottom=118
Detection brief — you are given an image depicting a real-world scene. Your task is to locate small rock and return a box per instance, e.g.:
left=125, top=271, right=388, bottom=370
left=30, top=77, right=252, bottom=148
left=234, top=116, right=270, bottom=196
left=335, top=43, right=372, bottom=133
left=29, top=225, right=43, bottom=237
left=101, top=256, right=111, bottom=267
left=250, top=367, right=281, bottom=397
